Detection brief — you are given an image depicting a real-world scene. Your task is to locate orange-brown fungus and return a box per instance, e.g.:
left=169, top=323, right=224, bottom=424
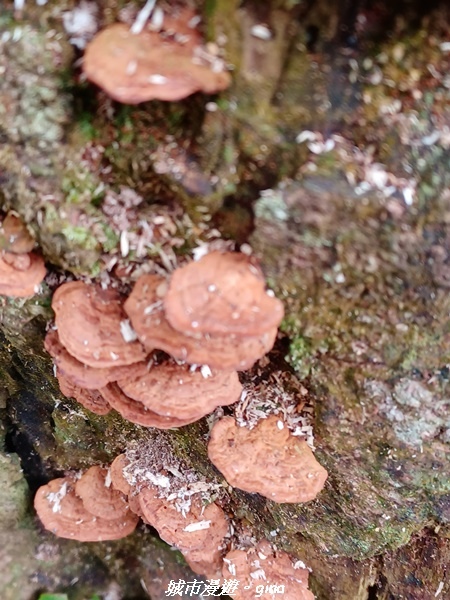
left=124, top=273, right=278, bottom=370
left=99, top=383, right=195, bottom=429
left=117, top=359, right=242, bottom=420
left=83, top=23, right=230, bottom=104
left=138, top=484, right=228, bottom=574
left=0, top=213, right=35, bottom=254
left=34, top=474, right=138, bottom=542
left=164, top=251, right=284, bottom=337
left=74, top=465, right=131, bottom=520
left=0, top=251, right=46, bottom=297
left=52, top=281, right=147, bottom=368
left=208, top=415, right=328, bottom=503
left=222, top=540, right=314, bottom=600
left=57, top=370, right=111, bottom=416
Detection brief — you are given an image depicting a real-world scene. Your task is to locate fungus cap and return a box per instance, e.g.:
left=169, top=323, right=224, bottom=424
left=83, top=23, right=231, bottom=104
left=138, top=485, right=228, bottom=556
left=164, top=251, right=284, bottom=337
left=34, top=476, right=138, bottom=542
left=75, top=465, right=131, bottom=520
left=0, top=213, right=35, bottom=254
left=52, top=281, right=147, bottom=368
left=109, top=454, right=132, bottom=496
left=124, top=273, right=278, bottom=370
left=208, top=415, right=328, bottom=503
left=45, top=329, right=149, bottom=390
left=0, top=251, right=46, bottom=297
left=117, top=359, right=242, bottom=420
left=222, top=540, right=314, bottom=600
left=56, top=370, right=111, bottom=415
left=99, top=383, right=196, bottom=429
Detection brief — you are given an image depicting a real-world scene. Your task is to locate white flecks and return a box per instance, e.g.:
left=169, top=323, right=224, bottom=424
left=296, top=130, right=316, bottom=144
left=148, top=74, right=169, bottom=85
left=120, top=230, right=130, bottom=257
left=104, top=469, right=112, bottom=488
left=131, top=0, right=157, bottom=35
left=110, top=351, right=120, bottom=360
left=120, top=319, right=138, bottom=343
left=435, top=581, right=445, bottom=597
left=145, top=471, right=170, bottom=488
left=150, top=6, right=164, bottom=31
left=47, top=481, right=68, bottom=513
left=277, top=420, right=284, bottom=430
left=250, top=24, right=272, bottom=41
left=208, top=284, right=217, bottom=292
left=183, top=520, right=211, bottom=532
left=250, top=569, right=266, bottom=580
left=125, top=60, right=138, bottom=76
left=223, top=559, right=236, bottom=577
left=62, top=1, right=98, bottom=49
left=205, top=101, right=218, bottom=112
left=191, top=321, right=199, bottom=328
left=200, top=365, right=212, bottom=379
left=266, top=289, right=275, bottom=297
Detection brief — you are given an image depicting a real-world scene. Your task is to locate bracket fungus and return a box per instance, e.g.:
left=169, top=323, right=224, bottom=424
left=222, top=540, right=314, bottom=600
left=124, top=272, right=278, bottom=370
left=208, top=415, right=328, bottom=503
left=34, top=471, right=139, bottom=542
left=164, top=251, right=284, bottom=337
left=116, top=359, right=242, bottom=420
left=0, top=251, right=46, bottom=297
left=137, top=484, right=228, bottom=577
left=83, top=22, right=231, bottom=104
left=56, top=370, right=111, bottom=416
left=52, top=281, right=147, bottom=368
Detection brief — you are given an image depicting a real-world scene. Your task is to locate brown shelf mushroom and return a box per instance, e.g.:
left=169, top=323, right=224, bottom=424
left=99, top=383, right=196, bottom=429
left=138, top=484, right=228, bottom=577
left=75, top=465, right=131, bottom=520
left=117, top=360, right=242, bottom=420
left=83, top=23, right=231, bottom=104
left=56, top=370, right=111, bottom=416
left=124, top=273, right=278, bottom=370
left=0, top=213, right=35, bottom=254
left=208, top=415, right=328, bottom=503
left=34, top=474, right=138, bottom=542
left=222, top=540, right=314, bottom=600
left=52, top=281, right=147, bottom=368
left=0, top=250, right=46, bottom=297
left=44, top=329, right=149, bottom=390
left=164, top=251, right=285, bottom=337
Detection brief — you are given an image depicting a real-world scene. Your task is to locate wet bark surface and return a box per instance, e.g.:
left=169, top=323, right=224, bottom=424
left=1, top=0, right=450, bottom=598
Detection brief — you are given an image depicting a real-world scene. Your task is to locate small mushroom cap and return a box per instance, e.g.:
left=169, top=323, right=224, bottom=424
left=52, top=281, right=147, bottom=368
left=164, top=252, right=284, bottom=337
left=0, top=251, right=46, bottom=297
left=56, top=370, right=111, bottom=415
left=83, top=24, right=231, bottom=104
left=45, top=329, right=149, bottom=390
left=0, top=213, right=35, bottom=254
left=75, top=465, right=132, bottom=520
left=34, top=476, right=139, bottom=542
left=222, top=540, right=314, bottom=600
left=109, top=454, right=132, bottom=496
left=99, top=383, right=196, bottom=429
left=208, top=415, right=328, bottom=503
left=124, top=274, right=278, bottom=370
left=138, top=485, right=228, bottom=555
left=117, top=359, right=242, bottom=420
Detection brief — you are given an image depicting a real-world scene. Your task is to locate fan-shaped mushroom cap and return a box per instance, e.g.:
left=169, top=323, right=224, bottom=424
left=138, top=486, right=228, bottom=560
left=34, top=476, right=138, bottom=542
left=56, top=370, right=111, bottom=415
left=83, top=23, right=231, bottom=104
left=0, top=251, right=46, bottom=297
left=52, top=281, right=147, bottom=368
left=208, top=416, right=328, bottom=503
left=99, top=383, right=195, bottom=429
left=124, top=274, right=278, bottom=370
left=164, top=252, right=284, bottom=337
left=117, top=359, right=242, bottom=420
left=45, top=329, right=149, bottom=390
left=75, top=465, right=131, bottom=520
left=222, top=540, right=314, bottom=600
left=0, top=213, right=35, bottom=254
left=109, top=454, right=132, bottom=496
